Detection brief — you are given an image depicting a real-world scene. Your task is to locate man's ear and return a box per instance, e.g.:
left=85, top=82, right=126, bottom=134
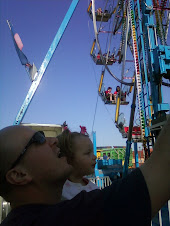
left=6, top=167, right=32, bottom=185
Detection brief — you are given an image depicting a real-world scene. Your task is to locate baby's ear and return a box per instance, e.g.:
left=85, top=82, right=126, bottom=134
left=6, top=167, right=32, bottom=185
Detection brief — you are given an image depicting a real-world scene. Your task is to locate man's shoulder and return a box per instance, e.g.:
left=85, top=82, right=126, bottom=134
left=0, top=192, right=103, bottom=226
left=1, top=170, right=151, bottom=226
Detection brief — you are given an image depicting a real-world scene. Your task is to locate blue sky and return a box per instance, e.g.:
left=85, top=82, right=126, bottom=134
left=0, top=0, right=170, bottom=148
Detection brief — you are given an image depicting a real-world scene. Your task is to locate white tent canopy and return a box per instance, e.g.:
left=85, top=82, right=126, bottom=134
left=21, top=123, right=63, bottom=137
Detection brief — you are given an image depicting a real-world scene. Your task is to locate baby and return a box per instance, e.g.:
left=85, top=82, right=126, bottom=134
left=57, top=129, right=99, bottom=200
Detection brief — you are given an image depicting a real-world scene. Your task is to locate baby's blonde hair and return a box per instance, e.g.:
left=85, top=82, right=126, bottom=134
left=57, top=129, right=88, bottom=162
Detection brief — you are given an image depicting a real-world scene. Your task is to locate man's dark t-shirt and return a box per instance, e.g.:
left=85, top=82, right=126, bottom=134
left=0, top=168, right=151, bottom=226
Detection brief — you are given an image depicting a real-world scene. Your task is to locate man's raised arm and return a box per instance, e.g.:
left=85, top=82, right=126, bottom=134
left=140, top=115, right=170, bottom=217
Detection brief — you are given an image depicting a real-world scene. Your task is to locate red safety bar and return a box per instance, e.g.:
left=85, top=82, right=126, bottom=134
left=124, top=126, right=141, bottom=135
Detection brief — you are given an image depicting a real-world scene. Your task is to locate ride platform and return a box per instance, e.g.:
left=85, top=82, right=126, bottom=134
left=88, top=11, right=111, bottom=22
left=92, top=55, right=116, bottom=65
left=99, top=92, right=129, bottom=105
left=95, top=12, right=111, bottom=22
left=116, top=125, right=142, bottom=141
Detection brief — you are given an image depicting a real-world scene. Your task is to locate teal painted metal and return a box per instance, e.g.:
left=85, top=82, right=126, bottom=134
left=141, top=0, right=169, bottom=119
left=134, top=142, right=139, bottom=168
left=93, top=131, right=97, bottom=158
left=93, top=131, right=101, bottom=187
left=157, top=103, right=170, bottom=111
left=153, top=45, right=170, bottom=76
left=93, top=131, right=99, bottom=178
left=13, top=0, right=80, bottom=125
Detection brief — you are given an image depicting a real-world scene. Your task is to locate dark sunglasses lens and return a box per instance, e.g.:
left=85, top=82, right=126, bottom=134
left=39, top=131, right=45, bottom=136
left=34, top=132, right=46, bottom=144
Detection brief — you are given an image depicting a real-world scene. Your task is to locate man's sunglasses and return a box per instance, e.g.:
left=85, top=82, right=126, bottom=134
left=9, top=131, right=46, bottom=170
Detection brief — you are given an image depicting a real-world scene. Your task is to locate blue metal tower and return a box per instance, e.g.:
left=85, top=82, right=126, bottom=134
left=13, top=0, right=80, bottom=125
left=123, top=0, right=170, bottom=177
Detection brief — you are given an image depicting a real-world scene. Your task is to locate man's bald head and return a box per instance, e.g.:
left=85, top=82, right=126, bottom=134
left=0, top=125, right=35, bottom=183
left=0, top=125, right=73, bottom=204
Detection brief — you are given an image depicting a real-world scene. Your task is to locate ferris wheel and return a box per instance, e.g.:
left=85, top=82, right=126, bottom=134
left=89, top=0, right=136, bottom=88
left=88, top=0, right=170, bottom=163
left=88, top=0, right=170, bottom=85
left=88, top=0, right=143, bottom=140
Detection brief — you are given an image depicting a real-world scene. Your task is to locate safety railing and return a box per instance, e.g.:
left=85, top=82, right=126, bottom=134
left=151, top=200, right=170, bottom=226
left=89, top=175, right=112, bottom=189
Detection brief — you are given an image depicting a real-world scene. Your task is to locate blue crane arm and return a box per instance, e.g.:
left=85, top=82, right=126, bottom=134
left=13, top=0, right=80, bottom=125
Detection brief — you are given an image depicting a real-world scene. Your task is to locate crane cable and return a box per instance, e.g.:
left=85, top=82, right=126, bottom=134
left=92, top=95, right=99, bottom=132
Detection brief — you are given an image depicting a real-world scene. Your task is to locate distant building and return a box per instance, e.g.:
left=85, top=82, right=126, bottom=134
left=97, top=146, right=133, bottom=167
left=132, top=148, right=153, bottom=168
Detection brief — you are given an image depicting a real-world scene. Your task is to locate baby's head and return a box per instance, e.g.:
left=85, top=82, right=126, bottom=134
left=57, top=130, right=96, bottom=176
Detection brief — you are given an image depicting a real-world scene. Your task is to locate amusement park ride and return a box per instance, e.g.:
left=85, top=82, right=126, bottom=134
left=87, top=0, right=170, bottom=178
left=7, top=0, right=170, bottom=178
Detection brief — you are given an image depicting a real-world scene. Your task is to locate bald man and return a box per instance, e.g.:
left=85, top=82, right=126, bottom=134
left=0, top=119, right=170, bottom=226
left=0, top=126, right=75, bottom=225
